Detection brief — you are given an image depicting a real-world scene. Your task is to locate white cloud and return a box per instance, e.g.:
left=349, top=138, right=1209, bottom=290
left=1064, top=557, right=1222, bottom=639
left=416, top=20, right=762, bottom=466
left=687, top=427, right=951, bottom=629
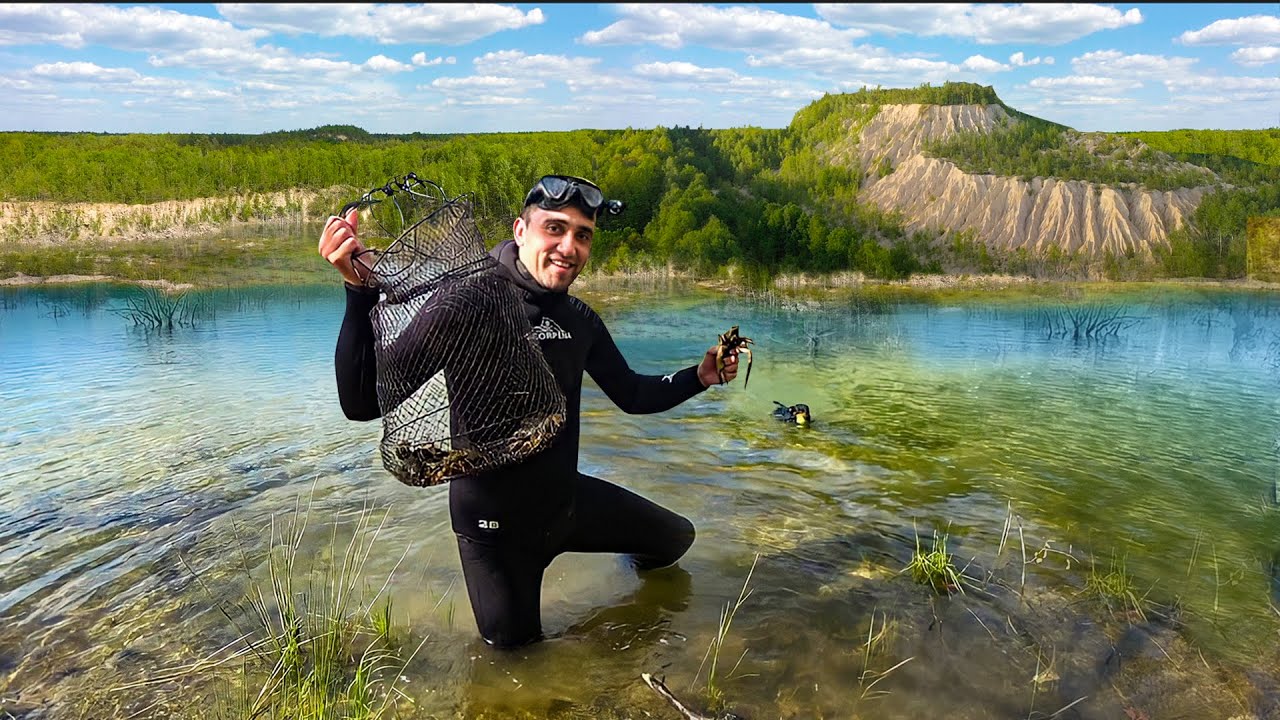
left=0, top=5, right=415, bottom=84
left=21, top=60, right=255, bottom=108
left=1139, top=62, right=1280, bottom=106
left=1071, top=49, right=1198, bottom=77
left=430, top=76, right=525, bottom=91
left=1177, top=15, right=1280, bottom=46
left=150, top=47, right=350, bottom=75
left=1168, top=91, right=1278, bottom=105
left=746, top=46, right=957, bottom=83
left=1010, top=51, right=1053, bottom=66
left=215, top=3, right=544, bottom=44
left=473, top=50, right=600, bottom=78
left=442, top=95, right=534, bottom=107
left=1035, top=95, right=1134, bottom=107
left=412, top=53, right=455, bottom=67
left=814, top=3, right=1142, bottom=45
left=570, top=90, right=661, bottom=105
left=570, top=92, right=700, bottom=110
left=364, top=55, right=412, bottom=73
left=147, top=44, right=417, bottom=85
left=1028, top=74, right=1141, bottom=91
left=634, top=61, right=738, bottom=83
left=631, top=61, right=822, bottom=103
left=1164, top=75, right=1280, bottom=93
left=961, top=55, right=1010, bottom=72
left=1019, top=67, right=1147, bottom=116
left=242, top=80, right=290, bottom=92
left=174, top=87, right=235, bottom=101
left=718, top=91, right=825, bottom=115
left=32, top=61, right=142, bottom=83
left=0, top=4, right=266, bottom=50
left=581, top=3, right=865, bottom=51
left=1231, top=46, right=1280, bottom=67
left=0, top=76, right=35, bottom=90
left=565, top=75, right=638, bottom=94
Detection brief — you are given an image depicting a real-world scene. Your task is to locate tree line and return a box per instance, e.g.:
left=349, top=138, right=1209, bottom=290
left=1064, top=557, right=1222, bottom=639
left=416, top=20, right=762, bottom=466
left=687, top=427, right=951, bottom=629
left=2, top=82, right=1275, bottom=280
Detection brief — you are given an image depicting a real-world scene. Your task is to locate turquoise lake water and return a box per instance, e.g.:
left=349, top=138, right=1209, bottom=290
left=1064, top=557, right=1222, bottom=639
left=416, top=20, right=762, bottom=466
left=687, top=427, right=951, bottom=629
left=2, top=281, right=1279, bottom=719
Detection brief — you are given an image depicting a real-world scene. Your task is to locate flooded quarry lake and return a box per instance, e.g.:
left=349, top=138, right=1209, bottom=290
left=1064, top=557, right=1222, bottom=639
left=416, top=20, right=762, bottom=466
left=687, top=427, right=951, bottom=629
left=3, top=280, right=1279, bottom=719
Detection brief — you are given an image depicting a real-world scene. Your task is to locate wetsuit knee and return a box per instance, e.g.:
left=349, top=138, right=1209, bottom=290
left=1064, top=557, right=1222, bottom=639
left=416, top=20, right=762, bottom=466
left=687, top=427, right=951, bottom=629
left=632, top=516, right=695, bottom=571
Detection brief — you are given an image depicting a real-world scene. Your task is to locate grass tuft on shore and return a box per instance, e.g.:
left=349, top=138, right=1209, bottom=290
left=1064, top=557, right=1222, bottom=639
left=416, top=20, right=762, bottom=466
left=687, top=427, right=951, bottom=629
left=173, top=492, right=430, bottom=720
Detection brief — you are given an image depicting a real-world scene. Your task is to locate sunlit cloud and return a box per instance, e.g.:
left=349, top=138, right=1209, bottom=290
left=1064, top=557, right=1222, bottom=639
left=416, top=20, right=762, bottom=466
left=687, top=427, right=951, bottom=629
left=1231, top=46, right=1280, bottom=67
left=412, top=53, right=456, bottom=67
left=472, top=49, right=600, bottom=78
left=148, top=45, right=410, bottom=82
left=631, top=61, right=823, bottom=103
left=1028, top=75, right=1142, bottom=92
left=746, top=45, right=958, bottom=85
left=365, top=55, right=413, bottom=73
left=961, top=55, right=1010, bottom=72
left=1009, top=51, right=1054, bottom=66
left=442, top=94, right=534, bottom=106
left=1034, top=95, right=1135, bottom=106
left=581, top=3, right=865, bottom=51
left=0, top=4, right=265, bottom=50
left=1070, top=50, right=1198, bottom=77
left=814, top=3, right=1142, bottom=45
left=241, top=80, right=291, bottom=91
left=32, top=61, right=142, bottom=83
left=1177, top=15, right=1280, bottom=46
left=215, top=3, right=545, bottom=44
left=634, top=61, right=738, bottom=83
left=1164, top=74, right=1280, bottom=93
left=430, top=75, right=526, bottom=91
left=565, top=74, right=637, bottom=94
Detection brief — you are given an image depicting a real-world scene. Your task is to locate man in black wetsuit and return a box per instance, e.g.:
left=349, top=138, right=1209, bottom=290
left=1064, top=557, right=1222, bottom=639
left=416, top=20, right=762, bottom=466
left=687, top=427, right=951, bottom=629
left=318, top=175, right=741, bottom=648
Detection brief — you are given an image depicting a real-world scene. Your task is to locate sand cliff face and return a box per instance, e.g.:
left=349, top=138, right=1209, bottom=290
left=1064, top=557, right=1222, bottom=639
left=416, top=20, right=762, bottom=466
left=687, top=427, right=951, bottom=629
left=840, top=103, right=1211, bottom=256
left=0, top=188, right=345, bottom=244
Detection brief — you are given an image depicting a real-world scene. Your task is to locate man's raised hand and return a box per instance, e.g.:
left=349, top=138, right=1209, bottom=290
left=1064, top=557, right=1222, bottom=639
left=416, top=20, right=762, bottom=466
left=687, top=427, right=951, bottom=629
left=318, top=207, right=366, bottom=286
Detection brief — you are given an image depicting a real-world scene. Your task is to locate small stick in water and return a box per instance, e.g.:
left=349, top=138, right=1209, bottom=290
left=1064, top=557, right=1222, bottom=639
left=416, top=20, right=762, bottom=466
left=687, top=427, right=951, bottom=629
left=641, top=673, right=744, bottom=720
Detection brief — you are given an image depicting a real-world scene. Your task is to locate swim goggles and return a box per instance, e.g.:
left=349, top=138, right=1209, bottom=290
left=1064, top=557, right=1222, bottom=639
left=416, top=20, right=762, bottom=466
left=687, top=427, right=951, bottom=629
left=522, top=175, right=624, bottom=219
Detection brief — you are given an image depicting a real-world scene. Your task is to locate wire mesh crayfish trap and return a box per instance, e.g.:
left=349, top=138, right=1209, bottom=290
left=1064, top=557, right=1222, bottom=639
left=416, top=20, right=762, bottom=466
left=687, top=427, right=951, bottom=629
left=344, top=173, right=565, bottom=487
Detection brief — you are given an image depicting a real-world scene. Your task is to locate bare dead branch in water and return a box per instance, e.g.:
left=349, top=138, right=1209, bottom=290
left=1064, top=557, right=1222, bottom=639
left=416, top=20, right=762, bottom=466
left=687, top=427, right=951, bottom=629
left=642, top=673, right=742, bottom=720
left=114, top=286, right=209, bottom=329
left=1033, top=303, right=1145, bottom=341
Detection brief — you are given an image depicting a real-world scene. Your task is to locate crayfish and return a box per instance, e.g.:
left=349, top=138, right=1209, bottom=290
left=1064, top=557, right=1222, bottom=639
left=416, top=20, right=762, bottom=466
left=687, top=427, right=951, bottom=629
left=715, top=326, right=754, bottom=388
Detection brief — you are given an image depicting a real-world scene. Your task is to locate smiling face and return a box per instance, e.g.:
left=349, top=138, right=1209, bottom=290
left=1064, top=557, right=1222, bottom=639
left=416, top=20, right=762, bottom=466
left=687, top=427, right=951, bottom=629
left=513, top=205, right=595, bottom=292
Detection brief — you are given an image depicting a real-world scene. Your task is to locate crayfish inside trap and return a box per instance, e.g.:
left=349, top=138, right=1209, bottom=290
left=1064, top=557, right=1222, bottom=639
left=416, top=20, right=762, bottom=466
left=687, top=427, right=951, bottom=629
left=714, top=326, right=754, bottom=388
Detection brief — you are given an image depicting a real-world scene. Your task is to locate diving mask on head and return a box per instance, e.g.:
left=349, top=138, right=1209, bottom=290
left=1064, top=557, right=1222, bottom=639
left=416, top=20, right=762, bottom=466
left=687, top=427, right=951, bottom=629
left=523, top=175, right=625, bottom=220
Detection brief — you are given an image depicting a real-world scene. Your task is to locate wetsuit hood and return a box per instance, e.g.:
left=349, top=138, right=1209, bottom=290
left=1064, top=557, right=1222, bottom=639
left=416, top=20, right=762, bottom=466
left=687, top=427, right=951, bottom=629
left=491, top=238, right=561, bottom=302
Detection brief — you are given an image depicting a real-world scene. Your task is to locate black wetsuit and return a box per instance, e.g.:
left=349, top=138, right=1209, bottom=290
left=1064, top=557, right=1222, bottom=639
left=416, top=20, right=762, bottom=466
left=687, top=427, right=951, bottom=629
left=334, top=239, right=704, bottom=647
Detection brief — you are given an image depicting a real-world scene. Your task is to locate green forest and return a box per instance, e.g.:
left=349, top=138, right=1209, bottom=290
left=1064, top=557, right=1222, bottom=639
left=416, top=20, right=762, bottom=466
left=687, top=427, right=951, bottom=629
left=3, top=82, right=1278, bottom=281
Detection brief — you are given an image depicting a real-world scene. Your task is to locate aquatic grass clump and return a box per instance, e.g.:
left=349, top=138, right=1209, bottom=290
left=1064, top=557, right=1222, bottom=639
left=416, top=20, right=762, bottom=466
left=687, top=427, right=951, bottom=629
left=855, top=610, right=914, bottom=703
left=1084, top=552, right=1151, bottom=621
left=164, top=493, right=432, bottom=720
left=695, top=553, right=759, bottom=714
left=905, top=528, right=967, bottom=596
left=230, top=500, right=426, bottom=719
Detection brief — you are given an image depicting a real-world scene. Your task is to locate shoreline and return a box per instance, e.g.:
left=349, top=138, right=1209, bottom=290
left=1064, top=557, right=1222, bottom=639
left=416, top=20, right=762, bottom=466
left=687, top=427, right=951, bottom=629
left=4, top=268, right=1277, bottom=296
left=0, top=272, right=197, bottom=291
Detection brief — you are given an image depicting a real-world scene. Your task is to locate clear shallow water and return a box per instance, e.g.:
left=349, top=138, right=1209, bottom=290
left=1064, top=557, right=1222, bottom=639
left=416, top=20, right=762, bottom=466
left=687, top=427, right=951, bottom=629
left=2, top=281, right=1280, bottom=719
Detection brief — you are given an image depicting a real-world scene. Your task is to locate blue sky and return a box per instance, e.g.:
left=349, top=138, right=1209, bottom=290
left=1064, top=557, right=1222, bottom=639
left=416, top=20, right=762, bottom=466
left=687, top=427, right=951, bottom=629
left=2, top=3, right=1277, bottom=135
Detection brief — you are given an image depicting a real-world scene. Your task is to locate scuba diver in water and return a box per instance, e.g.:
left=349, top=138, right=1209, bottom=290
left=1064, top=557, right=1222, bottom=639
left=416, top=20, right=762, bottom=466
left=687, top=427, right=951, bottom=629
left=773, top=401, right=812, bottom=426
left=320, top=174, right=745, bottom=648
